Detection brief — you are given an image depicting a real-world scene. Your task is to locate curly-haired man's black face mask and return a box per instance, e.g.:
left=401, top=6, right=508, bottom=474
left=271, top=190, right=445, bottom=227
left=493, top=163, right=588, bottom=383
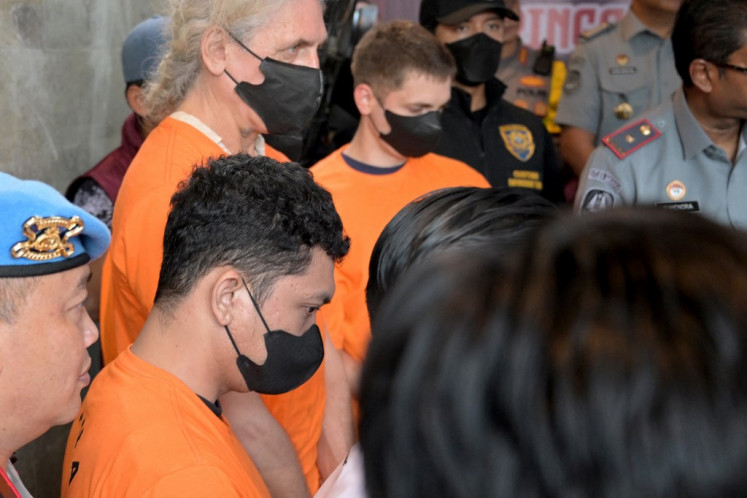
left=223, top=278, right=324, bottom=395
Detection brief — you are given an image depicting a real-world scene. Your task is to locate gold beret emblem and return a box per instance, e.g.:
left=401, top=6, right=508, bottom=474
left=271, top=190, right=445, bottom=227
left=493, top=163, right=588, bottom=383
left=11, top=216, right=85, bottom=261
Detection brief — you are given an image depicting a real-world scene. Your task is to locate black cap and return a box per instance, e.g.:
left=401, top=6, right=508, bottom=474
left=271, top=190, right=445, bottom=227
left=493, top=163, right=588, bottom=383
left=420, top=0, right=519, bottom=32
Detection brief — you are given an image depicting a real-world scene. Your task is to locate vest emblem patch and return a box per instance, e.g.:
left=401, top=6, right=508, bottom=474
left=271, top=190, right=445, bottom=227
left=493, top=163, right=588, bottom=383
left=499, top=124, right=535, bottom=162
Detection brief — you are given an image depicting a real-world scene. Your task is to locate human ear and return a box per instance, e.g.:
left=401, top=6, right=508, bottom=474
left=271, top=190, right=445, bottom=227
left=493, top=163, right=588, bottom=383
left=126, top=85, right=147, bottom=116
left=353, top=83, right=377, bottom=116
left=201, top=25, right=229, bottom=76
left=690, top=58, right=714, bottom=93
left=211, top=270, right=244, bottom=326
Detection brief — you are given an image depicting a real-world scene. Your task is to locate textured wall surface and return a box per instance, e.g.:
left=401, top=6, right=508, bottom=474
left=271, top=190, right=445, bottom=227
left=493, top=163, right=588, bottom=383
left=0, top=0, right=159, bottom=192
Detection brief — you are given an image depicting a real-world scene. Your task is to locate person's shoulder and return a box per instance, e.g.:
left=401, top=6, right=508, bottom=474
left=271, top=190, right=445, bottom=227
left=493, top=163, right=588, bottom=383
left=309, top=147, right=352, bottom=183
left=597, top=117, right=665, bottom=163
left=492, top=99, right=551, bottom=141
left=578, top=21, right=618, bottom=45
left=417, top=153, right=489, bottom=186
left=310, top=147, right=344, bottom=170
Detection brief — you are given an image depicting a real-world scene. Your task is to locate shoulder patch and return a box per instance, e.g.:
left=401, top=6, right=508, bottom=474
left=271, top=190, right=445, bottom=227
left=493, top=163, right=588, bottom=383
left=602, top=119, right=661, bottom=159
left=579, top=22, right=614, bottom=42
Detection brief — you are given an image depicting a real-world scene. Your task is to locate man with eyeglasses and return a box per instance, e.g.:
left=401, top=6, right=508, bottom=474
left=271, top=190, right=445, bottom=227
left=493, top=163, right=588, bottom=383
left=575, top=0, right=747, bottom=230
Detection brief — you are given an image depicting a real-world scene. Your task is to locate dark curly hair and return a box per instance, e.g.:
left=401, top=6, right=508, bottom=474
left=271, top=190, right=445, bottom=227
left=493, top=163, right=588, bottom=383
left=155, top=154, right=350, bottom=307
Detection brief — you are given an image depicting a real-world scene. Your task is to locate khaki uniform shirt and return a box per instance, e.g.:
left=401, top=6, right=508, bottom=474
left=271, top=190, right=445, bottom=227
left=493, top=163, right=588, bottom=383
left=556, top=10, right=680, bottom=144
left=575, top=88, right=747, bottom=229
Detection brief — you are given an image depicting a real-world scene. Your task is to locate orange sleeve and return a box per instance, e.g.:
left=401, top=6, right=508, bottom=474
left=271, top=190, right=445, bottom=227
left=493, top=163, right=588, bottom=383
left=100, top=185, right=170, bottom=365
left=264, top=145, right=290, bottom=162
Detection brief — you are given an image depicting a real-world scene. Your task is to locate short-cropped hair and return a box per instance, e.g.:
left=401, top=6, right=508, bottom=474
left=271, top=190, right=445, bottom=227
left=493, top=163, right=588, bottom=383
left=361, top=208, right=747, bottom=497
left=672, top=0, right=747, bottom=86
left=351, top=19, right=455, bottom=98
left=155, top=154, right=349, bottom=308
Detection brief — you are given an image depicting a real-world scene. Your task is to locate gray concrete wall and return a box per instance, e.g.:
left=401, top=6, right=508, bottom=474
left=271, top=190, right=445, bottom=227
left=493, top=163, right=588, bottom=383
left=0, top=0, right=160, bottom=192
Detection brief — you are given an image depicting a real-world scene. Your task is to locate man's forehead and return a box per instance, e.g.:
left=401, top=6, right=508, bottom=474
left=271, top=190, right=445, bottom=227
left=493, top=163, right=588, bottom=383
left=249, top=0, right=326, bottom=46
left=388, top=73, right=451, bottom=101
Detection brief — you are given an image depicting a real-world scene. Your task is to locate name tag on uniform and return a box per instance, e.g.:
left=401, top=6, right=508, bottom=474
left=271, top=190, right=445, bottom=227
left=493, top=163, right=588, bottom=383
left=655, top=201, right=701, bottom=212
left=609, top=66, right=637, bottom=75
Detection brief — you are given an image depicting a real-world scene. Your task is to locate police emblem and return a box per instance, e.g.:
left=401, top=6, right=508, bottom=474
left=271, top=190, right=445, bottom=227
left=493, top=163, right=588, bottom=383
left=499, top=124, right=535, bottom=162
left=666, top=180, right=686, bottom=201
left=11, top=215, right=84, bottom=262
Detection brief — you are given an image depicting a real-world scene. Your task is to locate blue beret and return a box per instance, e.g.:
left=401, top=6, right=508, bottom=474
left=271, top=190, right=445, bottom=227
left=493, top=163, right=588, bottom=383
left=121, top=15, right=170, bottom=85
left=0, top=172, right=111, bottom=278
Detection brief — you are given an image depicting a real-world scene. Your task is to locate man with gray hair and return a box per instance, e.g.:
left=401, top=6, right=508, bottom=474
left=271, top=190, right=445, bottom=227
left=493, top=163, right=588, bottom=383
left=99, top=0, right=349, bottom=495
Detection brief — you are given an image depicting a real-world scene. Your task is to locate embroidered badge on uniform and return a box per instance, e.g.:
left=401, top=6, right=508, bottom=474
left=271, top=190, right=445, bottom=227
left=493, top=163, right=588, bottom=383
left=666, top=180, right=686, bottom=201
left=499, top=124, right=535, bottom=162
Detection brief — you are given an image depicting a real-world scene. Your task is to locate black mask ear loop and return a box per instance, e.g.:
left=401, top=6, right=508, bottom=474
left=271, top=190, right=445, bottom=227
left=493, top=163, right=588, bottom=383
left=223, top=277, right=270, bottom=391
left=241, top=277, right=271, bottom=333
left=224, top=31, right=263, bottom=85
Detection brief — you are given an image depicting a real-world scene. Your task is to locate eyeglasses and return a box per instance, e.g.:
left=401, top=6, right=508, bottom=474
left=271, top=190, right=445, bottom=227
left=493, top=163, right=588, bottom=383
left=712, top=61, right=747, bottom=75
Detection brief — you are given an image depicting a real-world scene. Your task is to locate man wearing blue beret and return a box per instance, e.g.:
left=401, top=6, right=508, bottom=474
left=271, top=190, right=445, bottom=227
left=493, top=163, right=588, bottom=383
left=0, top=172, right=110, bottom=496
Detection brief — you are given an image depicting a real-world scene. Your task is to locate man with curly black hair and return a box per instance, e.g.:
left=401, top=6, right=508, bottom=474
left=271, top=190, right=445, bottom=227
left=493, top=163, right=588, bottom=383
left=62, top=155, right=349, bottom=497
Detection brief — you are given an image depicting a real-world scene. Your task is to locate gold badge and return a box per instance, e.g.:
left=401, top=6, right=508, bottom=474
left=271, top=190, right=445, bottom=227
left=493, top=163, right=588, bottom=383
left=640, top=124, right=652, bottom=136
left=614, top=102, right=633, bottom=120
left=666, top=180, right=686, bottom=201
left=11, top=216, right=84, bottom=261
left=499, top=124, right=535, bottom=162
left=616, top=54, right=629, bottom=66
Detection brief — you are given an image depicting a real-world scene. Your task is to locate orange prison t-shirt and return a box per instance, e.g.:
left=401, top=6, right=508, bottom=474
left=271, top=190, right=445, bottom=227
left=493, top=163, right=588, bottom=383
left=310, top=148, right=489, bottom=363
left=61, top=348, right=271, bottom=497
left=99, top=116, right=324, bottom=492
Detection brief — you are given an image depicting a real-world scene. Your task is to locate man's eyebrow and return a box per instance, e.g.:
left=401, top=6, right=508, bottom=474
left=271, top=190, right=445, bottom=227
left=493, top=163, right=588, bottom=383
left=286, top=36, right=328, bottom=49
left=311, top=292, right=332, bottom=305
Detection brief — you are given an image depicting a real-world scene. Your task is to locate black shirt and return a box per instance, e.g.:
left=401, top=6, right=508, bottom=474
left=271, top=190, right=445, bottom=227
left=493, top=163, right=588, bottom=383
left=436, top=78, right=564, bottom=203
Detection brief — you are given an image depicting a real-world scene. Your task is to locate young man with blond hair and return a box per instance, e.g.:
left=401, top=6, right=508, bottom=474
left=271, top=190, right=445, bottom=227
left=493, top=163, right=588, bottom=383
left=311, top=20, right=489, bottom=396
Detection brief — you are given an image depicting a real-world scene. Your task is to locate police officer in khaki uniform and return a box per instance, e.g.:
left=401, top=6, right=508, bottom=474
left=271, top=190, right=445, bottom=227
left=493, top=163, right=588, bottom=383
left=575, top=0, right=747, bottom=230
left=556, top=0, right=682, bottom=176
left=496, top=0, right=564, bottom=135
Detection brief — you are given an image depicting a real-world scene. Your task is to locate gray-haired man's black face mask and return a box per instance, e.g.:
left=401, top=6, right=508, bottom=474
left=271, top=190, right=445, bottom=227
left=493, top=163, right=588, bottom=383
left=224, top=32, right=323, bottom=135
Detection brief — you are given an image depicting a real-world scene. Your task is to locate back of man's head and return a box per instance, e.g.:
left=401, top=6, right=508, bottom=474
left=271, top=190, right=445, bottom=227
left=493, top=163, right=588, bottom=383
left=366, top=186, right=555, bottom=319
left=361, top=207, right=747, bottom=497
left=351, top=20, right=455, bottom=99
left=672, top=0, right=747, bottom=86
left=155, top=154, right=349, bottom=309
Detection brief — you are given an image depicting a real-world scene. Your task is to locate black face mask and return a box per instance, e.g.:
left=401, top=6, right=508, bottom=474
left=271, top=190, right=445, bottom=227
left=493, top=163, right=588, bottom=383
left=378, top=109, right=443, bottom=158
left=225, top=33, right=323, bottom=135
left=223, top=279, right=324, bottom=395
left=446, top=33, right=504, bottom=86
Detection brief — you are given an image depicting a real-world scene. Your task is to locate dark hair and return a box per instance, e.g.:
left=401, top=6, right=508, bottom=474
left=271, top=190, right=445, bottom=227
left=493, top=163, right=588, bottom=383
left=155, top=154, right=350, bottom=307
left=360, top=208, right=747, bottom=497
left=672, top=0, right=747, bottom=86
left=351, top=20, right=455, bottom=96
left=366, top=187, right=555, bottom=320
left=0, top=278, right=34, bottom=323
